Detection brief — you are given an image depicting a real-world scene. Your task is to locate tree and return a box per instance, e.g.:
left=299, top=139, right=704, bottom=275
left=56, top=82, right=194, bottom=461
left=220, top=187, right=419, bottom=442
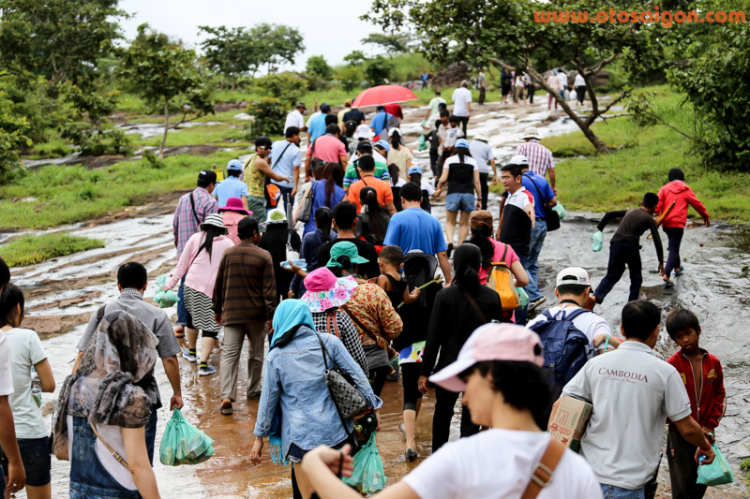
left=0, top=0, right=125, bottom=89
left=368, top=0, right=661, bottom=154
left=306, top=55, right=333, bottom=80
left=249, top=23, right=305, bottom=74
left=361, top=33, right=412, bottom=54
left=364, top=56, right=394, bottom=87
left=198, top=26, right=263, bottom=87
left=0, top=91, right=31, bottom=183
left=119, top=24, right=214, bottom=160
left=344, top=50, right=367, bottom=66
left=338, top=66, right=365, bottom=92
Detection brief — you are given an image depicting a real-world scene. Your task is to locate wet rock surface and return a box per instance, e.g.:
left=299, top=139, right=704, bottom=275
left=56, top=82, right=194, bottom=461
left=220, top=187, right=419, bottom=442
left=5, top=98, right=748, bottom=498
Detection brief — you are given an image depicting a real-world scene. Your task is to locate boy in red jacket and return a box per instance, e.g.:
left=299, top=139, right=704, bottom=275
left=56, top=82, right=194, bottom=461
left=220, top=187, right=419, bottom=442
left=656, top=168, right=710, bottom=286
left=666, top=308, right=726, bottom=499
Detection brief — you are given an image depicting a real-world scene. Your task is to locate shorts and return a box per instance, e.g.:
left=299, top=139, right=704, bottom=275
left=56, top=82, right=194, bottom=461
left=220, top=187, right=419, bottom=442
left=445, top=192, right=475, bottom=213
left=1, top=436, right=51, bottom=486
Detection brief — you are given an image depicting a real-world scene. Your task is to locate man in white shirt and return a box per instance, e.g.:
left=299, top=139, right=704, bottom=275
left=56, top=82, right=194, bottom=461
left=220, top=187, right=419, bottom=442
left=557, top=300, right=715, bottom=498
left=284, top=102, right=307, bottom=135
left=574, top=72, right=586, bottom=105
left=451, top=80, right=472, bottom=135
left=469, top=132, right=496, bottom=210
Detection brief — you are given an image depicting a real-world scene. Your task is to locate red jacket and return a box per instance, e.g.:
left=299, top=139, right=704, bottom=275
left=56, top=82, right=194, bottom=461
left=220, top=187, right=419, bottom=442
left=655, top=181, right=709, bottom=229
left=667, top=349, right=726, bottom=430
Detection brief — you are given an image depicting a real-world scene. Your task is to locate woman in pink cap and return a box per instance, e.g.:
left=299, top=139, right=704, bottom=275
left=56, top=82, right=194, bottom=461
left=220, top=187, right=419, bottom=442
left=299, top=324, right=603, bottom=499
left=219, top=196, right=252, bottom=244
left=301, top=267, right=368, bottom=376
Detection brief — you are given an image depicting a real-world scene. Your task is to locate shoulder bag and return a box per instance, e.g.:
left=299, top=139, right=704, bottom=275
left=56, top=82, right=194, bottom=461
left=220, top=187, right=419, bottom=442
left=486, top=243, right=522, bottom=311
left=342, top=304, right=399, bottom=361
left=314, top=331, right=368, bottom=420
left=520, top=439, right=566, bottom=499
left=265, top=142, right=294, bottom=207
left=297, top=180, right=318, bottom=223
left=524, top=173, right=560, bottom=231
left=188, top=193, right=201, bottom=225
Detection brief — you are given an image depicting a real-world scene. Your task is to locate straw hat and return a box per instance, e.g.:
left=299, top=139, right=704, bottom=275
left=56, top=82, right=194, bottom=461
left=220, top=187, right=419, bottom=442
left=522, top=127, right=541, bottom=140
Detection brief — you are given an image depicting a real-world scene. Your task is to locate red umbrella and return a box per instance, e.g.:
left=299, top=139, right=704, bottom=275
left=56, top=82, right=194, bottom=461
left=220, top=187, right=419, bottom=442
left=351, top=85, right=419, bottom=108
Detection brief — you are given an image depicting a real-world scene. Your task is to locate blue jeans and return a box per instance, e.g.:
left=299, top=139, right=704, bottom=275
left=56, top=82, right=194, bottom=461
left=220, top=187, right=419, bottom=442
left=663, top=227, right=684, bottom=278
left=524, top=219, right=547, bottom=301
left=176, top=276, right=188, bottom=326
left=70, top=417, right=141, bottom=499
left=600, top=484, right=645, bottom=499
left=515, top=254, right=529, bottom=325
left=145, top=409, right=157, bottom=465
left=445, top=192, right=475, bottom=212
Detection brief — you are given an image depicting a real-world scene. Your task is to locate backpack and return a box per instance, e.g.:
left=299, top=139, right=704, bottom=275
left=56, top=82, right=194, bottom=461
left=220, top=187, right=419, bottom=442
left=528, top=308, right=591, bottom=386
left=485, top=243, right=521, bottom=311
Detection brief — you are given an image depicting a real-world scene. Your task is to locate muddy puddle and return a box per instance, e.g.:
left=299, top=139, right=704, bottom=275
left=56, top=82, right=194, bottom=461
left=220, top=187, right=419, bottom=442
left=3, top=98, right=748, bottom=498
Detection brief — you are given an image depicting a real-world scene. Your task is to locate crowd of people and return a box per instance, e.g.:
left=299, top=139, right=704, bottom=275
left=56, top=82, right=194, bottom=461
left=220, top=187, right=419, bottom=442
left=0, top=87, right=725, bottom=499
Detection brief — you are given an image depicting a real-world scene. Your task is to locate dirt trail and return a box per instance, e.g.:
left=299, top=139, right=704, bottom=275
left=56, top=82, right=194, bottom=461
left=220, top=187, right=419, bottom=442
left=4, top=97, right=748, bottom=498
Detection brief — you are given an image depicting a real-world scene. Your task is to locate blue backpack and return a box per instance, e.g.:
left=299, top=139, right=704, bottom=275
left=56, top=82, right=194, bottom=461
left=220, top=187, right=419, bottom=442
left=528, top=308, right=591, bottom=386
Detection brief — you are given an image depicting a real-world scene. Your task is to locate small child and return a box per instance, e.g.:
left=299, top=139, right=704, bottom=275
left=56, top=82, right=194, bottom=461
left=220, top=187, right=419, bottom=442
left=376, top=245, right=420, bottom=308
left=666, top=309, right=726, bottom=499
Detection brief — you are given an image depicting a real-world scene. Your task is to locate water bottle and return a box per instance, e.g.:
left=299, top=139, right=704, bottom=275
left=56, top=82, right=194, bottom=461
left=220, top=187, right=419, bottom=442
left=31, top=366, right=42, bottom=408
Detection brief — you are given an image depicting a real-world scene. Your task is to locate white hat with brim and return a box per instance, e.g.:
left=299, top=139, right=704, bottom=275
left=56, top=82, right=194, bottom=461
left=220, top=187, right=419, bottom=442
left=473, top=132, right=490, bottom=143
left=523, top=127, right=541, bottom=140
left=261, top=208, right=287, bottom=228
left=354, top=124, right=375, bottom=140
left=199, top=213, right=229, bottom=234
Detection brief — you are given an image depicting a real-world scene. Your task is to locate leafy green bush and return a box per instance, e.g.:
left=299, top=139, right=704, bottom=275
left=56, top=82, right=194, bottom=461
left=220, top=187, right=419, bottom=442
left=254, top=73, right=307, bottom=106
left=364, top=56, right=394, bottom=86
left=0, top=91, right=32, bottom=184
left=245, top=97, right=286, bottom=137
left=306, top=55, right=333, bottom=80
left=0, top=233, right=104, bottom=267
left=338, top=66, right=365, bottom=92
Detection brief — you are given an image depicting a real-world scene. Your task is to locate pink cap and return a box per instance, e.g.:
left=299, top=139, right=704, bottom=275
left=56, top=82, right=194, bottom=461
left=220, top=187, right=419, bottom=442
left=429, top=324, right=545, bottom=392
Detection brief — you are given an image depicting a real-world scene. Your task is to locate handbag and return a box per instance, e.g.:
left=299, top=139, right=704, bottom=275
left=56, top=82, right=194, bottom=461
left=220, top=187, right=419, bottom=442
left=297, top=180, right=318, bottom=223
left=524, top=173, right=560, bottom=231
left=265, top=142, right=293, bottom=208
left=314, top=331, right=368, bottom=420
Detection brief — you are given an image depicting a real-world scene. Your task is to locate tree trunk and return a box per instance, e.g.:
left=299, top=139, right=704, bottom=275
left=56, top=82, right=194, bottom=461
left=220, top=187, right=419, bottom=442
left=160, top=100, right=169, bottom=161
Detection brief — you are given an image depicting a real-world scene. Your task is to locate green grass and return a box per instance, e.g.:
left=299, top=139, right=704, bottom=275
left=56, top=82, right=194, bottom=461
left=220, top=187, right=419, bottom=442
left=741, top=458, right=750, bottom=486
left=0, top=151, right=239, bottom=229
left=28, top=137, right=75, bottom=159
left=537, top=85, right=750, bottom=222
left=0, top=233, right=104, bottom=267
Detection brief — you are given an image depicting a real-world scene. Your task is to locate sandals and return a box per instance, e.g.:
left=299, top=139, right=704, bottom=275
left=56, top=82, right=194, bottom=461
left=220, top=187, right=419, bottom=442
left=220, top=399, right=233, bottom=415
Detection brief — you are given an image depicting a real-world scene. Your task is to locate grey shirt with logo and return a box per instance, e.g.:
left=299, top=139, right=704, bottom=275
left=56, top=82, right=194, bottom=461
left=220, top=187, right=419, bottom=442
left=76, top=289, right=182, bottom=409
left=562, top=341, right=692, bottom=490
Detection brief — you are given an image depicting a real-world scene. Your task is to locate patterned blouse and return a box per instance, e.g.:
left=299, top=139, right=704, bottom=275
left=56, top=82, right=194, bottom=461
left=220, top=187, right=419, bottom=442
left=243, top=154, right=266, bottom=198
left=342, top=278, right=403, bottom=349
left=312, top=310, right=368, bottom=377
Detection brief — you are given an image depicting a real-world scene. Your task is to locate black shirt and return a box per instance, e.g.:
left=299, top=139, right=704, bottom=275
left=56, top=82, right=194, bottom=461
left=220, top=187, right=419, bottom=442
left=597, top=208, right=664, bottom=263
left=317, top=237, right=380, bottom=279
left=500, top=190, right=532, bottom=257
left=259, top=224, right=301, bottom=293
left=343, top=109, right=366, bottom=124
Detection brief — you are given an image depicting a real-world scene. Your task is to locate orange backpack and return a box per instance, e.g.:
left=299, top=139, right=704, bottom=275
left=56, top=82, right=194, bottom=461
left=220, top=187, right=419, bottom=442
left=486, top=243, right=521, bottom=311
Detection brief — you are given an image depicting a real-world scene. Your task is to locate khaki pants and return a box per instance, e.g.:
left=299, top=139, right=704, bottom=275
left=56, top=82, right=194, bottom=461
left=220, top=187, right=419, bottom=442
left=220, top=320, right=267, bottom=401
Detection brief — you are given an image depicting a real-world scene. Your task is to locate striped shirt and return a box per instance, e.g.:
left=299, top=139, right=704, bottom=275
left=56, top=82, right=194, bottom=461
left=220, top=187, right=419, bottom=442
left=173, top=187, right=218, bottom=257
left=212, top=241, right=277, bottom=325
left=515, top=139, right=556, bottom=178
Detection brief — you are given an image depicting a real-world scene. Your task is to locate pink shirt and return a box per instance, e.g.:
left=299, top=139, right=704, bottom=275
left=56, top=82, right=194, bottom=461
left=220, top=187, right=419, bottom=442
left=221, top=211, right=246, bottom=244
left=167, top=232, right=235, bottom=297
left=307, top=134, right=346, bottom=162
left=478, top=239, right=520, bottom=285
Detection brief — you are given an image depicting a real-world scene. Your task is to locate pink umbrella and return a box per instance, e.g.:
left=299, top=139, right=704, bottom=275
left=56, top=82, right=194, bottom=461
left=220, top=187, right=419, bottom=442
left=351, top=85, right=419, bottom=108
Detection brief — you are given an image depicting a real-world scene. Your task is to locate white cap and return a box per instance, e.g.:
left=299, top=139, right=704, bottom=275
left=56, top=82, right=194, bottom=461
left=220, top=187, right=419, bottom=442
left=353, top=124, right=374, bottom=140
left=509, top=155, right=529, bottom=167
left=556, top=267, right=592, bottom=287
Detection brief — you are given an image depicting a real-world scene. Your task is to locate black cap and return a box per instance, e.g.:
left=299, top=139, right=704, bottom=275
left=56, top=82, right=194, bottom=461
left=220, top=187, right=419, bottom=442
left=198, top=170, right=217, bottom=184
left=356, top=141, right=373, bottom=154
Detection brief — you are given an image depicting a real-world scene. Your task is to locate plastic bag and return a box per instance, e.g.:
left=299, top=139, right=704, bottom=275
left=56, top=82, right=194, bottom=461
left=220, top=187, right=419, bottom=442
left=153, top=275, right=180, bottom=309
left=418, top=134, right=427, bottom=151
left=343, top=432, right=386, bottom=494
left=159, top=409, right=215, bottom=466
left=697, top=444, right=734, bottom=486
left=590, top=231, right=603, bottom=252
left=516, top=287, right=529, bottom=309
left=553, top=202, right=566, bottom=220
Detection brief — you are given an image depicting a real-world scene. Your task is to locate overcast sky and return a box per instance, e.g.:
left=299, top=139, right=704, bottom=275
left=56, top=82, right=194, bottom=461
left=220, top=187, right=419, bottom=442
left=119, top=0, right=384, bottom=70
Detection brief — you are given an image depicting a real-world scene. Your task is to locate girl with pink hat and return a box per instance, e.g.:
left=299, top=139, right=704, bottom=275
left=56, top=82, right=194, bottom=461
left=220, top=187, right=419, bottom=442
left=219, top=197, right=252, bottom=244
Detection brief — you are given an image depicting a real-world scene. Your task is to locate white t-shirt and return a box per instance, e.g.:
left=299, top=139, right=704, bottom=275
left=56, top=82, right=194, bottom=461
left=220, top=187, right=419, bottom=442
left=6, top=328, right=49, bottom=439
left=443, top=155, right=479, bottom=171
left=284, top=109, right=305, bottom=134
left=443, top=127, right=464, bottom=151
left=68, top=415, right=137, bottom=490
left=420, top=179, right=436, bottom=196
left=504, top=187, right=534, bottom=210
left=527, top=305, right=610, bottom=358
left=563, top=341, right=692, bottom=490
left=558, top=72, right=568, bottom=87
left=403, top=429, right=603, bottom=499
left=574, top=74, right=585, bottom=87
left=451, top=87, right=472, bottom=117
left=0, top=330, right=13, bottom=397
left=515, top=75, right=525, bottom=87
left=469, top=140, right=494, bottom=174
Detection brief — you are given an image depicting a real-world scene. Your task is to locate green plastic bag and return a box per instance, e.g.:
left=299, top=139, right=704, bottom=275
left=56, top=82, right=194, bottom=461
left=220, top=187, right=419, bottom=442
left=553, top=202, right=566, bottom=220
left=343, top=432, right=386, bottom=494
left=418, top=134, right=427, bottom=151
left=153, top=275, right=180, bottom=309
left=159, top=409, right=215, bottom=466
left=516, top=287, right=529, bottom=309
left=697, top=444, right=734, bottom=486
left=591, top=231, right=603, bottom=252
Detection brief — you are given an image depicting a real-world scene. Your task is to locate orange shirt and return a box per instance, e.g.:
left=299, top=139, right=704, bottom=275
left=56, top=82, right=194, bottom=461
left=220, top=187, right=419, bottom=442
left=347, top=174, right=394, bottom=213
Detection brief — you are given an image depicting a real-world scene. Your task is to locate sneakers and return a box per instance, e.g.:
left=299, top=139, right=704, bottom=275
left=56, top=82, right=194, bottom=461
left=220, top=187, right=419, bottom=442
left=527, top=296, right=547, bottom=312
left=199, top=365, right=216, bottom=376
left=183, top=349, right=197, bottom=362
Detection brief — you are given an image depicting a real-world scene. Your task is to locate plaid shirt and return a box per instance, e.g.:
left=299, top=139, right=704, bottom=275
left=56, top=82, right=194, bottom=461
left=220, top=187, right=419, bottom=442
left=515, top=139, right=556, bottom=178
left=173, top=187, right=218, bottom=257
left=312, top=310, right=369, bottom=377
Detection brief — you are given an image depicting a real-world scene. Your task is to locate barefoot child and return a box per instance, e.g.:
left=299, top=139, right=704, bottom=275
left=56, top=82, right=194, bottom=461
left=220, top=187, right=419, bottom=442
left=666, top=309, right=726, bottom=499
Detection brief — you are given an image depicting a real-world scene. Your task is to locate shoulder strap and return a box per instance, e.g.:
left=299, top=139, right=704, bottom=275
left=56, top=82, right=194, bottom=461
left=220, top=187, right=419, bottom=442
left=272, top=142, right=294, bottom=170
left=326, top=310, right=341, bottom=339
left=96, top=305, right=106, bottom=323
left=341, top=304, right=381, bottom=345
left=189, top=193, right=201, bottom=224
left=500, top=243, right=509, bottom=264
left=313, top=330, right=333, bottom=371
left=460, top=288, right=488, bottom=324
left=521, top=440, right=566, bottom=499
left=90, top=423, right=130, bottom=470
left=524, top=173, right=550, bottom=204
left=562, top=308, right=593, bottom=322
